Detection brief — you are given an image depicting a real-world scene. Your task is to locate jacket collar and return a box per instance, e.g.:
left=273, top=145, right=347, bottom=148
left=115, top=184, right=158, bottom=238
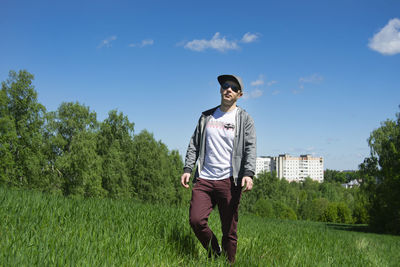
left=202, top=105, right=242, bottom=116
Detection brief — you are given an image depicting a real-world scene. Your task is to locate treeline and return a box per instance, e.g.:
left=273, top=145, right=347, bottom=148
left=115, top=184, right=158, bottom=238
left=324, top=169, right=361, bottom=184
left=241, top=108, right=400, bottom=235
left=0, top=70, right=189, bottom=204
left=2, top=70, right=399, bottom=234
left=241, top=172, right=368, bottom=225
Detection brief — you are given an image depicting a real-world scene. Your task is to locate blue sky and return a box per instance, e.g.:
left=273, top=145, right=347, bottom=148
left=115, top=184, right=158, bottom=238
left=1, top=0, right=400, bottom=170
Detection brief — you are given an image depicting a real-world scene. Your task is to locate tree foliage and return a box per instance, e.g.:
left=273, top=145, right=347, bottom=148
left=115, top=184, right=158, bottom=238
left=360, top=110, right=400, bottom=234
left=241, top=172, right=364, bottom=224
left=4, top=69, right=390, bottom=227
left=0, top=70, right=185, bottom=205
left=324, top=169, right=362, bottom=184
left=253, top=198, right=274, bottom=218
left=97, top=110, right=134, bottom=199
left=0, top=88, right=16, bottom=184
left=130, top=130, right=183, bottom=204
left=0, top=70, right=46, bottom=188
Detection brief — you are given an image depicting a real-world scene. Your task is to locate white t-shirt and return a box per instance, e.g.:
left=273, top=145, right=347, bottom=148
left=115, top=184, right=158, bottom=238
left=199, top=107, right=237, bottom=180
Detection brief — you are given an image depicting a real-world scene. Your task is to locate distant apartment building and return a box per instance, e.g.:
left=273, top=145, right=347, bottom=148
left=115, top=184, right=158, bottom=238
left=256, top=156, right=274, bottom=175
left=256, top=154, right=324, bottom=182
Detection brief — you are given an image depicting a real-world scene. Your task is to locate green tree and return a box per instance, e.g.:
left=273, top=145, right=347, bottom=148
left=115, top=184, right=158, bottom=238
left=298, top=200, right=314, bottom=221
left=253, top=198, right=274, bottom=218
left=0, top=70, right=46, bottom=188
left=40, top=112, right=63, bottom=194
left=360, top=110, right=400, bottom=234
left=344, top=171, right=362, bottom=183
left=0, top=88, right=17, bottom=185
left=48, top=102, right=103, bottom=197
left=311, top=198, right=330, bottom=221
left=59, top=131, right=103, bottom=197
left=336, top=202, right=353, bottom=224
left=319, top=202, right=352, bottom=223
left=301, top=178, right=321, bottom=201
left=352, top=188, right=369, bottom=224
left=321, top=202, right=338, bottom=223
left=324, top=169, right=346, bottom=183
left=97, top=110, right=134, bottom=198
left=168, top=149, right=188, bottom=205
left=319, top=182, right=346, bottom=202
left=273, top=201, right=297, bottom=220
left=49, top=102, right=98, bottom=152
left=130, top=130, right=180, bottom=204
left=241, top=171, right=279, bottom=213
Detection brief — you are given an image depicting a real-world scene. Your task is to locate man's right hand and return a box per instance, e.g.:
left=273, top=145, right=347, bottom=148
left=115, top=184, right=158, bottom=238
left=181, top=173, right=191, bottom=188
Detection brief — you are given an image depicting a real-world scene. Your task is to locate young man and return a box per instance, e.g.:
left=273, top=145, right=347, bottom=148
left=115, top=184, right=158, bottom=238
left=181, top=74, right=256, bottom=263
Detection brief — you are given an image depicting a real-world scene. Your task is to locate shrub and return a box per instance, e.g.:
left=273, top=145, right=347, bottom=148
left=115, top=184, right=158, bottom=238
left=321, top=202, right=338, bottom=222
left=253, top=198, right=274, bottom=218
left=273, top=201, right=297, bottom=220
left=311, top=198, right=330, bottom=221
left=336, top=202, right=353, bottom=224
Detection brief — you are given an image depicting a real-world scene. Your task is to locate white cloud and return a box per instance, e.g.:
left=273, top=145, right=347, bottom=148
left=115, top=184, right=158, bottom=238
left=294, top=73, right=323, bottom=94
left=299, top=73, right=323, bottom=84
left=129, top=39, right=154, bottom=48
left=251, top=75, right=277, bottom=87
left=183, top=32, right=259, bottom=52
left=241, top=32, right=259, bottom=43
left=249, top=75, right=277, bottom=96
left=251, top=75, right=265, bottom=86
left=98, top=35, right=117, bottom=48
left=251, top=89, right=263, bottom=98
left=272, top=90, right=280, bottom=95
left=141, top=39, right=154, bottom=46
left=369, top=18, right=400, bottom=55
left=184, top=32, right=240, bottom=52
left=243, top=89, right=263, bottom=99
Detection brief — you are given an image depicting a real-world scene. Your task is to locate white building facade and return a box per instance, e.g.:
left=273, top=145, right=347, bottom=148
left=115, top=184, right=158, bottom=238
left=256, top=154, right=324, bottom=182
left=256, top=156, right=274, bottom=175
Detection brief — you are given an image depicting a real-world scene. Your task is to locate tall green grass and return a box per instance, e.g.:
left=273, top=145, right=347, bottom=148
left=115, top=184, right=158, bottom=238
left=1, top=187, right=399, bottom=266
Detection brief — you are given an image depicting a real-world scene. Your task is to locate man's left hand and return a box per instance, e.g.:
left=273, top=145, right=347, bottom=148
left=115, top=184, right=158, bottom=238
left=241, top=176, right=253, bottom=192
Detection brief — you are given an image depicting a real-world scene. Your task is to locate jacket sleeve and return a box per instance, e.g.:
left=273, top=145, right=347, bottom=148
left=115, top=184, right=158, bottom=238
left=243, top=113, right=257, bottom=178
left=183, top=116, right=202, bottom=174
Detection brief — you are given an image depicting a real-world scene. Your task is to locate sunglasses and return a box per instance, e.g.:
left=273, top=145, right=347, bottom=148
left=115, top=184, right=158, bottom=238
left=222, top=83, right=241, bottom=93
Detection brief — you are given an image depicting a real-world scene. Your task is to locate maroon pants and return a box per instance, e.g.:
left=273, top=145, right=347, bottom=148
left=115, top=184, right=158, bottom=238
left=189, top=177, right=242, bottom=263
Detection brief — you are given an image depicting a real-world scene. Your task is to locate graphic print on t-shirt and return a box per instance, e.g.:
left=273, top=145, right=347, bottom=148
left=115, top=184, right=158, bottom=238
left=200, top=107, right=237, bottom=180
left=206, top=120, right=236, bottom=131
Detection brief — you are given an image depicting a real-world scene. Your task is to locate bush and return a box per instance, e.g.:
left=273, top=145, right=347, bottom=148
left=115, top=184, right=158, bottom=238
left=336, top=202, right=353, bottom=224
left=353, top=201, right=369, bottom=224
left=273, top=201, right=297, bottom=220
left=253, top=198, right=274, bottom=218
left=321, top=202, right=338, bottom=222
left=311, top=198, right=330, bottom=221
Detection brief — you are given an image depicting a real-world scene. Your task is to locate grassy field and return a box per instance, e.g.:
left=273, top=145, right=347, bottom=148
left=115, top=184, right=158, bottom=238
left=1, top=187, right=400, bottom=266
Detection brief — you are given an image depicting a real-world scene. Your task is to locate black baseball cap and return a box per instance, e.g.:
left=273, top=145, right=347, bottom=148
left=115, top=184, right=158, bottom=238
left=217, top=74, right=244, bottom=92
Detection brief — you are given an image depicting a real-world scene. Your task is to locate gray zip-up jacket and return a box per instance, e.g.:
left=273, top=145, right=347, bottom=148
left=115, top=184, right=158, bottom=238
left=183, top=105, right=256, bottom=186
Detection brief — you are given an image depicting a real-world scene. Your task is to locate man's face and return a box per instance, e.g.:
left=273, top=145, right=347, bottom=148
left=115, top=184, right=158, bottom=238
left=220, top=84, right=243, bottom=105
